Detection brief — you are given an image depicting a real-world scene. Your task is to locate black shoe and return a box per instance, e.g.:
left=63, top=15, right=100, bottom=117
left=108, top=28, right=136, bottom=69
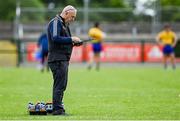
left=52, top=109, right=65, bottom=115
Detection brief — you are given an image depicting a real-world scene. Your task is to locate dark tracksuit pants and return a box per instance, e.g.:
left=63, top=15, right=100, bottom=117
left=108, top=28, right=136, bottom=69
left=48, top=61, right=69, bottom=111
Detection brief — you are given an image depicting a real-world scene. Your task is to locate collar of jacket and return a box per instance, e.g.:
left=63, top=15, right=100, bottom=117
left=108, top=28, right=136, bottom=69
left=56, top=15, right=65, bottom=24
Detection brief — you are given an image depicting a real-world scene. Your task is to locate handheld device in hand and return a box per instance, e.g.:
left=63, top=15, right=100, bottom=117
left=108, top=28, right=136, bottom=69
left=73, top=39, right=92, bottom=46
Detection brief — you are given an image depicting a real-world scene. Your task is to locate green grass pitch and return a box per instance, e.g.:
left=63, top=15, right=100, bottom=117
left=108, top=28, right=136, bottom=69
left=0, top=65, right=179, bottom=120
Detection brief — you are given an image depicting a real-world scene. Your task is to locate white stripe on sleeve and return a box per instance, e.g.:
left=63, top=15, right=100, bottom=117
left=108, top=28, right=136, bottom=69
left=53, top=19, right=58, bottom=37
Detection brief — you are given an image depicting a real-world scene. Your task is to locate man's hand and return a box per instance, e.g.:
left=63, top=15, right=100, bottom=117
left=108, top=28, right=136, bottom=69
left=71, top=36, right=83, bottom=46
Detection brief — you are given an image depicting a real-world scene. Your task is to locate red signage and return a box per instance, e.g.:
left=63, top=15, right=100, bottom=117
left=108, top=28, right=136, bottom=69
left=84, top=43, right=142, bottom=62
left=26, top=43, right=142, bottom=62
left=26, top=43, right=84, bottom=62
left=70, top=46, right=83, bottom=62
left=27, top=43, right=38, bottom=62
left=26, top=42, right=180, bottom=63
left=144, top=43, right=163, bottom=62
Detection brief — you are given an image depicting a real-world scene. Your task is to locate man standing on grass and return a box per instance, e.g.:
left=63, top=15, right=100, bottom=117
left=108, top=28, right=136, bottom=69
left=87, top=22, right=105, bottom=71
left=47, top=5, right=82, bottom=115
left=156, top=24, right=177, bottom=70
left=37, top=32, right=49, bottom=72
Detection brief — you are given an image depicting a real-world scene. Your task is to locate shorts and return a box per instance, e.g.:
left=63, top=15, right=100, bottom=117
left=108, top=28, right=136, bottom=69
left=92, top=43, right=102, bottom=53
left=163, top=45, right=174, bottom=55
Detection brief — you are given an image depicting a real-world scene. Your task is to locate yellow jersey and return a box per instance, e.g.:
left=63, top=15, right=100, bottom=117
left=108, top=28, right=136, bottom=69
left=88, top=27, right=104, bottom=43
left=157, top=30, right=176, bottom=45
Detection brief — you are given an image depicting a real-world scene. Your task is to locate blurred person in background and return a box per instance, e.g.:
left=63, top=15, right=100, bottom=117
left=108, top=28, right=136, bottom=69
left=37, top=32, right=49, bottom=72
left=47, top=5, right=82, bottom=115
left=156, top=24, right=178, bottom=69
left=88, top=22, right=105, bottom=71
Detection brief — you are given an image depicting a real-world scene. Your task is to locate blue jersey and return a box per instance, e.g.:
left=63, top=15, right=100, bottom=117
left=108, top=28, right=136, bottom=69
left=38, top=33, right=48, bottom=52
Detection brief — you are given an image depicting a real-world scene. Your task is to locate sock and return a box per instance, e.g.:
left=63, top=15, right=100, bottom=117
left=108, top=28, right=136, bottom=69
left=172, top=64, right=176, bottom=70
left=164, top=63, right=167, bottom=69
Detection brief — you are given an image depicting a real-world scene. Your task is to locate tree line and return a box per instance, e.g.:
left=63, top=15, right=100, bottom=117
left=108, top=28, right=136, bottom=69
left=0, top=0, right=180, bottom=22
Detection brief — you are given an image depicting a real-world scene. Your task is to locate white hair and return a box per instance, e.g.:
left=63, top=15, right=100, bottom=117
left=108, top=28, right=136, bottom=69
left=61, top=5, right=77, bottom=14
